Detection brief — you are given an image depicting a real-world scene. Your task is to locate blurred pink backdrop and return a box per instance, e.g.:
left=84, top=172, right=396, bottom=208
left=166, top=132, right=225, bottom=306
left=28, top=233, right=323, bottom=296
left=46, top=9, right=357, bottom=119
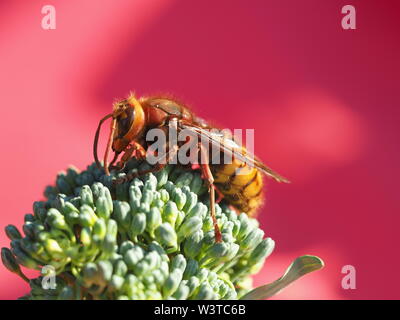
left=1, top=0, right=399, bottom=299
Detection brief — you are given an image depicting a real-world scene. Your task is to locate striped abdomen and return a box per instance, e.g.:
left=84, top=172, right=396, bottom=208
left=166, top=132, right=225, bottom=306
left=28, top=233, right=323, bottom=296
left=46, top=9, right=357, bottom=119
left=211, top=158, right=264, bottom=216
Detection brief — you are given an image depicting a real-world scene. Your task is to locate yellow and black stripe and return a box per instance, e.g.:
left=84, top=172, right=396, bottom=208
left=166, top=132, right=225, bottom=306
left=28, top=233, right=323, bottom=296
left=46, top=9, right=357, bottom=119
left=212, top=158, right=264, bottom=217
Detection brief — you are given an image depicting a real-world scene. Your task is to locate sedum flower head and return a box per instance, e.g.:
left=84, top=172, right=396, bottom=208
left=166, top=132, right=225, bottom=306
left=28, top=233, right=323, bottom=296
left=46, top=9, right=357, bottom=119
left=2, top=159, right=281, bottom=300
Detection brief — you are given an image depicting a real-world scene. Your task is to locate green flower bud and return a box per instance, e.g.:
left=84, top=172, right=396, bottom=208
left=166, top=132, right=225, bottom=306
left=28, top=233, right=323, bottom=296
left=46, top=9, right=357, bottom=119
left=80, top=227, right=92, bottom=246
left=193, top=283, right=214, bottom=300
left=129, top=212, right=146, bottom=238
left=189, top=174, right=204, bottom=194
left=143, top=275, right=156, bottom=289
left=163, top=181, right=175, bottom=194
left=66, top=166, right=79, bottom=186
left=163, top=201, right=178, bottom=227
left=183, top=230, right=203, bottom=259
left=56, top=175, right=73, bottom=195
left=119, top=241, right=135, bottom=256
left=232, top=220, right=241, bottom=237
left=225, top=209, right=238, bottom=222
left=174, top=172, right=194, bottom=188
left=152, top=199, right=165, bottom=210
left=113, top=259, right=128, bottom=277
left=146, top=207, right=162, bottom=236
left=203, top=217, right=214, bottom=232
left=1, top=248, right=22, bottom=275
left=154, top=223, right=177, bottom=253
left=176, top=210, right=186, bottom=229
left=154, top=168, right=169, bottom=188
left=187, top=276, right=200, bottom=296
left=33, top=202, right=48, bottom=222
left=44, top=239, right=64, bottom=259
left=171, top=188, right=187, bottom=210
left=20, top=239, right=46, bottom=262
left=237, top=213, right=253, bottom=240
left=109, top=274, right=125, bottom=291
left=177, top=216, right=202, bottom=239
left=182, top=191, right=197, bottom=213
left=222, top=220, right=234, bottom=234
left=124, top=246, right=145, bottom=270
left=24, top=214, right=35, bottom=223
left=241, top=229, right=264, bottom=251
left=159, top=261, right=169, bottom=278
left=196, top=268, right=209, bottom=283
left=159, top=189, right=170, bottom=202
left=172, top=282, right=190, bottom=300
left=187, top=203, right=208, bottom=220
left=96, top=196, right=111, bottom=219
left=140, top=189, right=154, bottom=212
left=200, top=242, right=229, bottom=266
left=44, top=185, right=57, bottom=200
left=106, top=219, right=118, bottom=239
left=37, top=231, right=51, bottom=242
left=11, top=242, right=39, bottom=269
left=6, top=225, right=22, bottom=241
left=129, top=185, right=142, bottom=213
left=143, top=173, right=158, bottom=192
left=80, top=185, right=94, bottom=207
left=171, top=254, right=186, bottom=273
left=113, top=201, right=131, bottom=231
left=143, top=251, right=162, bottom=276
left=103, top=188, right=113, bottom=210
left=46, top=209, right=70, bottom=232
left=97, top=260, right=113, bottom=282
left=79, top=205, right=97, bottom=227
left=183, top=259, right=199, bottom=279
left=225, top=243, right=240, bottom=261
left=76, top=172, right=94, bottom=187
left=124, top=274, right=139, bottom=298
left=101, top=234, right=116, bottom=256
left=148, top=241, right=168, bottom=261
left=115, top=179, right=129, bottom=201
left=91, top=182, right=103, bottom=198
left=69, top=197, right=81, bottom=209
left=92, top=218, right=107, bottom=241
left=207, top=271, right=218, bottom=284
left=202, top=230, right=216, bottom=246
left=61, top=201, right=79, bottom=214
left=152, top=269, right=165, bottom=287
left=163, top=269, right=183, bottom=297
left=217, top=281, right=229, bottom=298
left=248, top=238, right=275, bottom=265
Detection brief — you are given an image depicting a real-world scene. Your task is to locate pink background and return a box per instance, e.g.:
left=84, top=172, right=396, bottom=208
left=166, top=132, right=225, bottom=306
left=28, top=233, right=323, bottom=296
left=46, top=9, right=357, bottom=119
left=1, top=0, right=399, bottom=299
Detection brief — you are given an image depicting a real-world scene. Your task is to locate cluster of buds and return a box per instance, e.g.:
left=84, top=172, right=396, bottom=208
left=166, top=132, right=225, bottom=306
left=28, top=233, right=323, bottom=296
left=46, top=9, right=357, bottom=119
left=2, top=160, right=279, bottom=300
left=24, top=243, right=242, bottom=300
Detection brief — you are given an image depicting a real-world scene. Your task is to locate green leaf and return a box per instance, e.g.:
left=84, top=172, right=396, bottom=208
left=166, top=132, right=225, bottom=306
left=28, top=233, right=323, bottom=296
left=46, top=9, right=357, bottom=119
left=240, top=255, right=324, bottom=300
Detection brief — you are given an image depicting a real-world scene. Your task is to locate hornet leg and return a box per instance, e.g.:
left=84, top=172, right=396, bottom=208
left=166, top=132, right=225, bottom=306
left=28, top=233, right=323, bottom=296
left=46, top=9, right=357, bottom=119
left=199, top=143, right=222, bottom=243
left=116, top=141, right=147, bottom=170
left=113, top=138, right=179, bottom=185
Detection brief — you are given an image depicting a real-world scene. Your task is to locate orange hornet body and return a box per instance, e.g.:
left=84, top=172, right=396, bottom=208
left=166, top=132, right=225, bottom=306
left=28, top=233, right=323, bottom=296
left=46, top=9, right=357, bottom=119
left=94, top=94, right=289, bottom=241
